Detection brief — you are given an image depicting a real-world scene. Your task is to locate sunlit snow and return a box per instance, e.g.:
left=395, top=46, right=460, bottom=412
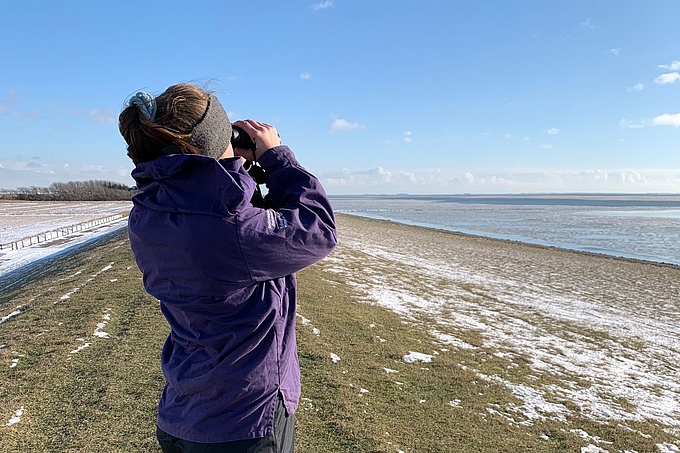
left=319, top=215, right=680, bottom=446
left=6, top=406, right=24, bottom=426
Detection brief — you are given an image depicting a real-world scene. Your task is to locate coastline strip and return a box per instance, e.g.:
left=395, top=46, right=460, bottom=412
left=0, top=215, right=678, bottom=452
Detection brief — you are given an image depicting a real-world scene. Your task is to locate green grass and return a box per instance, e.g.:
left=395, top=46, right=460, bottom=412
left=1, top=232, right=166, bottom=452
left=0, top=231, right=676, bottom=452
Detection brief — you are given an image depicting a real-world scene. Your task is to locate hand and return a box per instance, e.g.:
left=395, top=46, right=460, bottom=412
left=232, top=119, right=281, bottom=161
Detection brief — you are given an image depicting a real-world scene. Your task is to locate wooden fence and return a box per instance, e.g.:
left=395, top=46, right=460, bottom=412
left=0, top=213, right=128, bottom=252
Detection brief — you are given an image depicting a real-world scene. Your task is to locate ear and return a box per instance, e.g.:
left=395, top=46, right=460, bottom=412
left=220, top=142, right=234, bottom=159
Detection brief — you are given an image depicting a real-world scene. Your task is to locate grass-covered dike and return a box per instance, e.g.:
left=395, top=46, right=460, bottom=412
left=1, top=215, right=679, bottom=452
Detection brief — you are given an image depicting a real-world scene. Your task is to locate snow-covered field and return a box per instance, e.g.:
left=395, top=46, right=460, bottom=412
left=0, top=201, right=131, bottom=277
left=0, top=201, right=131, bottom=244
left=319, top=215, right=680, bottom=452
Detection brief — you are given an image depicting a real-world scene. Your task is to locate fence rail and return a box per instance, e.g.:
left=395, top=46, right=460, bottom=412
left=0, top=212, right=128, bottom=252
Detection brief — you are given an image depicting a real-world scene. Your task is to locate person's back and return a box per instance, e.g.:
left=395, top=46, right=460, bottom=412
left=119, top=83, right=337, bottom=452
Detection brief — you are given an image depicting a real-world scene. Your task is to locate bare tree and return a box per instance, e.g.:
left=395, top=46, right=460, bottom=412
left=1, top=180, right=139, bottom=201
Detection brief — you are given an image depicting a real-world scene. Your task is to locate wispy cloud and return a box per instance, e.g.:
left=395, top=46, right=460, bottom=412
left=610, top=48, right=621, bottom=56
left=319, top=167, right=680, bottom=194
left=541, top=144, right=553, bottom=149
left=504, top=133, right=512, bottom=139
left=404, top=131, right=413, bottom=143
left=0, top=90, right=40, bottom=120
left=628, top=83, right=644, bottom=92
left=310, top=1, right=334, bottom=11
left=580, top=18, right=594, bottom=29
left=0, top=92, right=19, bottom=113
left=522, top=136, right=531, bottom=141
left=652, top=113, right=680, bottom=127
left=658, top=60, right=680, bottom=71
left=654, top=72, right=680, bottom=85
left=0, top=160, right=134, bottom=189
left=329, top=118, right=365, bottom=133
left=547, top=127, right=559, bottom=135
left=619, top=119, right=644, bottom=129
left=300, top=71, right=311, bottom=80
left=73, top=107, right=117, bottom=125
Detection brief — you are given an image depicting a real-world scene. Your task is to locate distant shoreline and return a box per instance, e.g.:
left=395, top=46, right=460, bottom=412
left=336, top=212, right=680, bottom=270
left=330, top=192, right=680, bottom=207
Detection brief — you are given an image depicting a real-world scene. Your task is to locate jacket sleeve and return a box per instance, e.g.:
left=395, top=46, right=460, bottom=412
left=236, top=145, right=338, bottom=281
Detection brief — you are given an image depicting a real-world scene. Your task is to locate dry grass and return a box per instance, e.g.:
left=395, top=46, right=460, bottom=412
left=0, top=216, right=678, bottom=452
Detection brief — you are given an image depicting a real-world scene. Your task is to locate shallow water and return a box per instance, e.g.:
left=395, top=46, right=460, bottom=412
left=330, top=194, right=680, bottom=266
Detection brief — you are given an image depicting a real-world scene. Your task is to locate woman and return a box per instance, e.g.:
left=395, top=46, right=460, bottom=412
left=119, top=83, right=337, bottom=452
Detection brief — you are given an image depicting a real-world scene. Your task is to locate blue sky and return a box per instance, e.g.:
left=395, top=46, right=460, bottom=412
left=1, top=0, right=679, bottom=194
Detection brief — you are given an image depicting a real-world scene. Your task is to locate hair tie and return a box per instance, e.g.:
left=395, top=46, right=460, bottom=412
left=129, top=91, right=157, bottom=121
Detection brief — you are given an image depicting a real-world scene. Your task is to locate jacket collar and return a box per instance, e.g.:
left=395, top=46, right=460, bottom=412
left=131, top=154, right=256, bottom=216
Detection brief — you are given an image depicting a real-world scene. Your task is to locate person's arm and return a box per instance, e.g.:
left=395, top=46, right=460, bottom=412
left=232, top=120, right=337, bottom=281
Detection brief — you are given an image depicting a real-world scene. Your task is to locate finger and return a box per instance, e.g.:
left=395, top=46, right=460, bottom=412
left=233, top=119, right=259, bottom=136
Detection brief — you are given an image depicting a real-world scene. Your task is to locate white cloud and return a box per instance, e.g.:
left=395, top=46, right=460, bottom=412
left=652, top=113, right=680, bottom=127
left=0, top=160, right=134, bottom=189
left=547, top=127, right=559, bottom=135
left=580, top=18, right=594, bottom=28
left=522, top=136, right=531, bottom=141
left=654, top=72, right=680, bottom=85
left=404, top=130, right=413, bottom=142
left=310, top=1, right=334, bottom=10
left=0, top=91, right=40, bottom=120
left=323, top=167, right=395, bottom=187
left=300, top=71, right=311, bottom=80
left=541, top=144, right=553, bottom=149
left=658, top=60, right=680, bottom=71
left=74, top=108, right=117, bottom=125
left=504, top=133, right=512, bottom=139
left=619, top=119, right=644, bottom=129
left=629, top=83, right=644, bottom=92
left=610, top=48, right=621, bottom=56
left=318, top=167, right=680, bottom=194
left=329, top=118, right=365, bottom=133
left=0, top=92, right=18, bottom=113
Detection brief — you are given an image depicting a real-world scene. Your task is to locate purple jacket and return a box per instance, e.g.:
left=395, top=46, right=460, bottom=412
left=128, top=146, right=337, bottom=443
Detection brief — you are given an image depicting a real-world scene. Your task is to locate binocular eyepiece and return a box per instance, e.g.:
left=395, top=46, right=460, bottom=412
left=232, top=125, right=266, bottom=185
left=231, top=125, right=256, bottom=152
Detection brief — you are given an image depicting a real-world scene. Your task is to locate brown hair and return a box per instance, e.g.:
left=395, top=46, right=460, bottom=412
left=119, top=83, right=210, bottom=165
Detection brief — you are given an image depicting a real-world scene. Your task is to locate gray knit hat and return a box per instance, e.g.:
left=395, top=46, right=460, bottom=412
left=189, top=95, right=232, bottom=159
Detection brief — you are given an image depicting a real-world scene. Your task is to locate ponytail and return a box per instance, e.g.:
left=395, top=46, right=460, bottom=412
left=119, top=84, right=210, bottom=165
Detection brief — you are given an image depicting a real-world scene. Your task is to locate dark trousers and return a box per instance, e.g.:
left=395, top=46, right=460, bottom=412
left=156, top=395, right=294, bottom=453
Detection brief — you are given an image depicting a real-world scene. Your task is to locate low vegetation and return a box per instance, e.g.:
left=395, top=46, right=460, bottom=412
left=0, top=180, right=138, bottom=201
left=0, top=223, right=677, bottom=452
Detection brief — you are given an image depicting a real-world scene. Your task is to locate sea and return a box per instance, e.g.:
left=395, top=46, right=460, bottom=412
left=329, top=194, right=680, bottom=266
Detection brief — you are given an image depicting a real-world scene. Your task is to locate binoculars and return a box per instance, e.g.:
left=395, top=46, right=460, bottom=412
left=231, top=125, right=256, bottom=152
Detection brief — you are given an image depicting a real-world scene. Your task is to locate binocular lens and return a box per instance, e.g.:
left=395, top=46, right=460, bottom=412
left=231, top=125, right=256, bottom=151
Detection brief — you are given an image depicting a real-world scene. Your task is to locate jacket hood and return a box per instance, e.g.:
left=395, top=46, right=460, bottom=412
left=131, top=154, right=256, bottom=217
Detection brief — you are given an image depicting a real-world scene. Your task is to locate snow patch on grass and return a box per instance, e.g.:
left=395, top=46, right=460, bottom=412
left=57, top=287, right=80, bottom=303
left=0, top=307, right=22, bottom=324
left=6, top=406, right=24, bottom=426
left=323, top=218, right=680, bottom=430
left=92, top=308, right=112, bottom=339
left=70, top=341, right=91, bottom=354
left=402, top=351, right=432, bottom=363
